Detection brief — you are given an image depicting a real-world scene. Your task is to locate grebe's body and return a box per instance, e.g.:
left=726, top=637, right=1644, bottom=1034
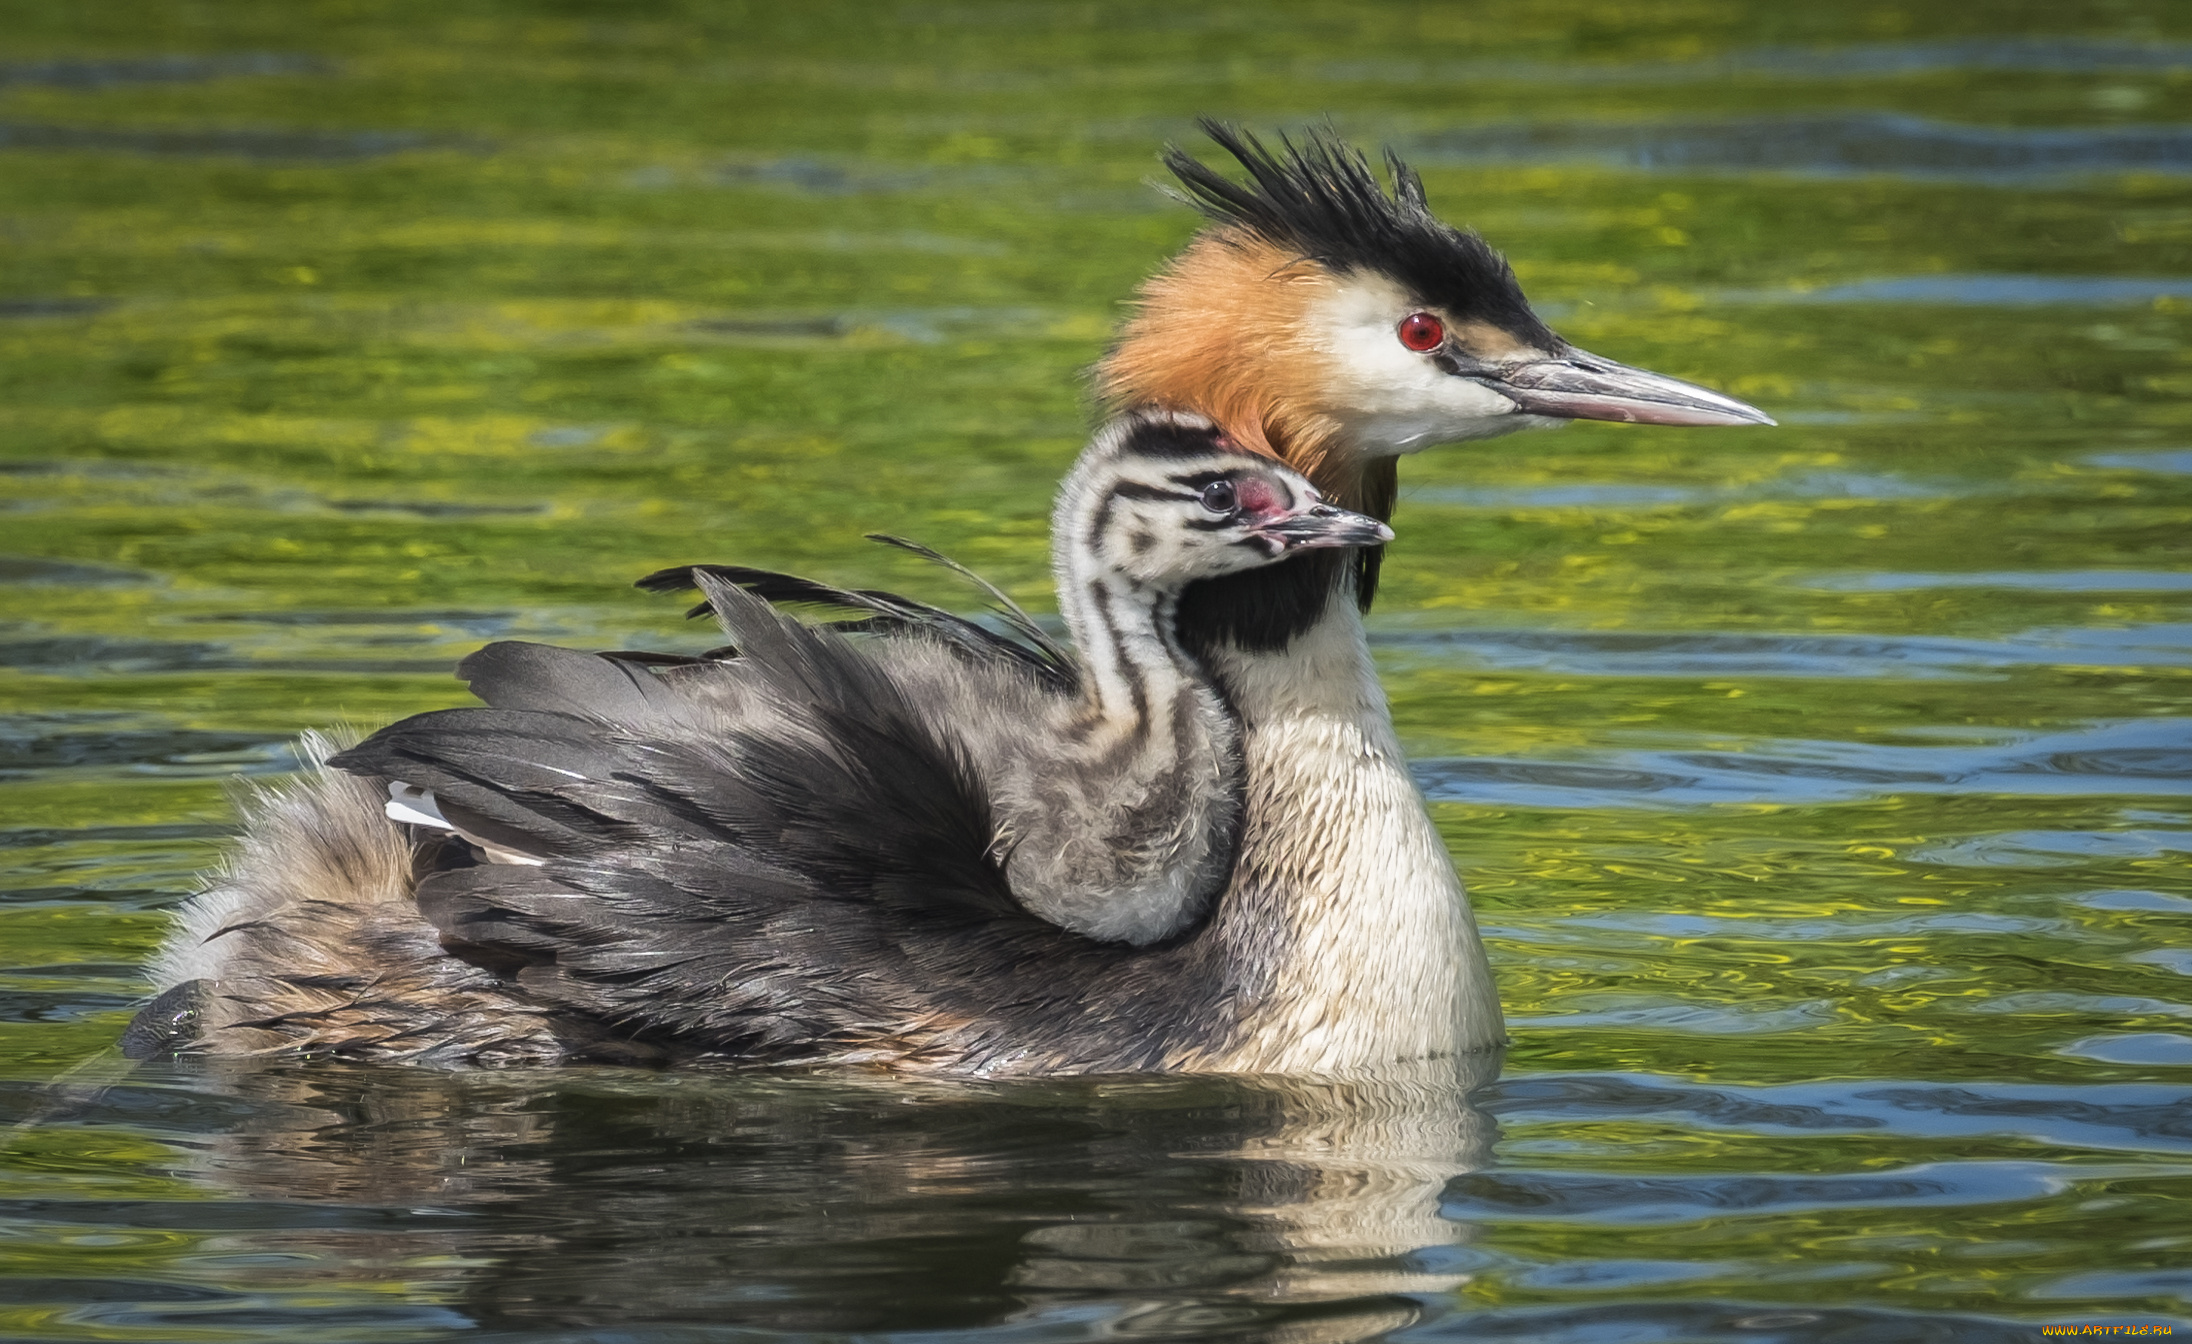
left=134, top=415, right=1421, bottom=1071
left=129, top=125, right=1768, bottom=1075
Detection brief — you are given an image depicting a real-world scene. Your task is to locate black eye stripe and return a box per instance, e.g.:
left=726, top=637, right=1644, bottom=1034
left=1110, top=481, right=1197, bottom=504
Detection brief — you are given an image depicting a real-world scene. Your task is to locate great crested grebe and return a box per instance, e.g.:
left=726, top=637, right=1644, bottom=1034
left=127, top=415, right=1390, bottom=1066
left=126, top=124, right=1769, bottom=1075
left=1072, top=122, right=1769, bottom=1072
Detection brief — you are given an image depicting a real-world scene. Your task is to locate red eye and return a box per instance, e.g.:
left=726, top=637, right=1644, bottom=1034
left=1397, top=312, right=1445, bottom=352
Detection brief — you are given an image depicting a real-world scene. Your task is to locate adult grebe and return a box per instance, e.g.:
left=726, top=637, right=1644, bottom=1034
left=128, top=414, right=1391, bottom=1068
left=1065, top=123, right=1771, bottom=1071
left=127, top=125, right=1771, bottom=1074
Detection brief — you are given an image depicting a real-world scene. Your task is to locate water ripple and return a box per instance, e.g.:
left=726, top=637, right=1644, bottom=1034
left=1439, top=1159, right=2119, bottom=1224
left=2060, top=1034, right=2192, bottom=1066
left=1407, top=468, right=1948, bottom=510
left=1400, top=1302, right=2123, bottom=1342
left=0, top=123, right=469, bottom=161
left=0, top=55, right=327, bottom=89
left=1413, top=113, right=2192, bottom=182
left=1910, top=829, right=2192, bottom=867
left=1374, top=624, right=2192, bottom=678
left=2089, top=450, right=2192, bottom=475
left=1724, top=275, right=2192, bottom=306
left=1806, top=571, right=2192, bottom=593
left=0, top=723, right=298, bottom=779
left=1508, top=1000, right=1840, bottom=1034
left=1329, top=39, right=2192, bottom=86
left=1416, top=719, right=2192, bottom=808
left=1485, top=1075, right=2192, bottom=1153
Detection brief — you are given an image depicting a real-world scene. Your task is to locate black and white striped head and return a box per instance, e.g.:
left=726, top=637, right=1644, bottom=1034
left=1055, top=410, right=1393, bottom=592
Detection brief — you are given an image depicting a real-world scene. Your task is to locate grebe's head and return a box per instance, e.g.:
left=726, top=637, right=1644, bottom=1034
left=1097, top=121, right=1772, bottom=514
left=1055, top=410, right=1392, bottom=594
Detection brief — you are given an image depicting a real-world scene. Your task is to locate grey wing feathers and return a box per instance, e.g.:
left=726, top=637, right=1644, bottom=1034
left=638, top=542, right=1078, bottom=692
left=457, top=640, right=708, bottom=723
left=328, top=572, right=1106, bottom=1060
left=332, top=707, right=721, bottom=858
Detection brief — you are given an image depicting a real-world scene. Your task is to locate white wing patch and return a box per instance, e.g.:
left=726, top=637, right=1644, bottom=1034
left=385, top=781, right=546, bottom=866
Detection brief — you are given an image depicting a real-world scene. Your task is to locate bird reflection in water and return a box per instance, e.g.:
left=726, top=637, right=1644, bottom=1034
left=103, top=1052, right=1501, bottom=1340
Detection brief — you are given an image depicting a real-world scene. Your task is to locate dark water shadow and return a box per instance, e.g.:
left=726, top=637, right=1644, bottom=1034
left=0, top=635, right=229, bottom=674
left=0, top=555, right=157, bottom=587
left=1412, top=113, right=2192, bottom=182
left=0, top=635, right=476, bottom=675
left=3, top=1056, right=1503, bottom=1341
left=0, top=726, right=297, bottom=780
left=181, top=607, right=515, bottom=629
left=688, top=306, right=1047, bottom=344
left=0, top=962, right=142, bottom=1024
left=0, top=297, right=118, bottom=319
left=325, top=498, right=548, bottom=518
left=1807, top=571, right=2192, bottom=593
left=709, top=155, right=933, bottom=194
left=1721, top=275, right=2192, bottom=307
left=698, top=157, right=1025, bottom=197
left=0, top=821, right=231, bottom=851
left=688, top=313, right=856, bottom=338
left=1325, top=38, right=2192, bottom=85
left=0, top=55, right=328, bottom=90
left=1405, top=468, right=1948, bottom=511
left=1725, top=38, right=2192, bottom=76
left=0, top=123, right=473, bottom=161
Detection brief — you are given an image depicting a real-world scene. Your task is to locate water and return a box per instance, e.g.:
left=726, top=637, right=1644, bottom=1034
left=1, top=0, right=2188, bottom=1338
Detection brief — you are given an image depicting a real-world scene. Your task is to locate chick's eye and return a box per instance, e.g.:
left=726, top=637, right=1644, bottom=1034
left=1199, top=480, right=1238, bottom=514
left=1398, top=312, right=1445, bottom=352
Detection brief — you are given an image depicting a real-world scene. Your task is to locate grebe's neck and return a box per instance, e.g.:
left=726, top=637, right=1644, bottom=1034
left=1056, top=569, right=1200, bottom=753
left=995, top=476, right=1242, bottom=948
left=1187, top=569, right=1505, bottom=1072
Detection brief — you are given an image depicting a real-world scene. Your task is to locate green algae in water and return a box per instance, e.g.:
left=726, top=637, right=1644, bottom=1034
left=1, top=0, right=2189, bottom=1338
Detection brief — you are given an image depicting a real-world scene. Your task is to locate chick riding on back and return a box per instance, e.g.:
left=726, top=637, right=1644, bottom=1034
left=133, top=413, right=1391, bottom=1069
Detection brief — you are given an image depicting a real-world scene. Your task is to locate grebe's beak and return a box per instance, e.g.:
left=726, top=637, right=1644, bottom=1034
left=1490, top=348, right=1776, bottom=427
left=1252, top=501, right=1396, bottom=553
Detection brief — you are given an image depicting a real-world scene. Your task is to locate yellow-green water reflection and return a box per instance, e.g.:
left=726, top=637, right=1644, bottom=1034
left=1, top=0, right=2189, bottom=1339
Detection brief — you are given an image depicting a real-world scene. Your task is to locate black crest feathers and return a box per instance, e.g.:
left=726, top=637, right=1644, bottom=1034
left=1163, top=119, right=1557, bottom=347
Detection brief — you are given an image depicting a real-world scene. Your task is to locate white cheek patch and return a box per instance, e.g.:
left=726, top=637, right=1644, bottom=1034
left=1304, top=276, right=1538, bottom=453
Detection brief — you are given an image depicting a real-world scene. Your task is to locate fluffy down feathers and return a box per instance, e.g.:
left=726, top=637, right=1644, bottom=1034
left=140, top=732, right=572, bottom=1064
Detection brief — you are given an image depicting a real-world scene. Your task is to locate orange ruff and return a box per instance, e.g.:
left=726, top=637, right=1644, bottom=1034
left=1098, top=232, right=1386, bottom=515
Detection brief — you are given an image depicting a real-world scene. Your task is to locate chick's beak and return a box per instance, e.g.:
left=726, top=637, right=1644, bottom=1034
left=1491, top=348, right=1776, bottom=428
left=1252, top=501, right=1396, bottom=552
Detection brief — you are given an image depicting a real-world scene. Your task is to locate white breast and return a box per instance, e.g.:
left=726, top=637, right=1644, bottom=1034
left=1204, top=597, right=1504, bottom=1073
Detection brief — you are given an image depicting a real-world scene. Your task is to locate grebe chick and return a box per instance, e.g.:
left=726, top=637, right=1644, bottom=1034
left=130, top=413, right=1391, bottom=1068
left=371, top=411, right=1385, bottom=948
